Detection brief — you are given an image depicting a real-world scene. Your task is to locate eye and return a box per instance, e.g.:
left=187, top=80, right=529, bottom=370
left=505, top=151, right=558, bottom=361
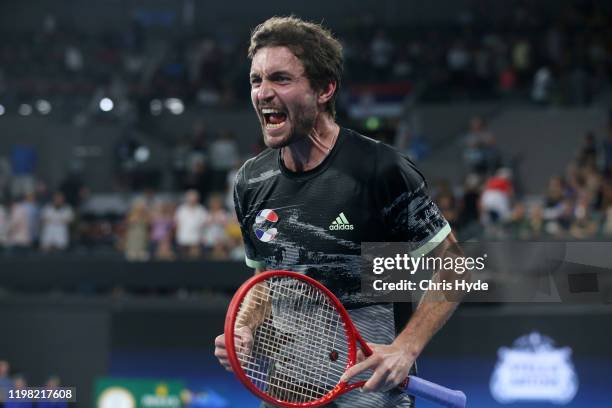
left=275, top=76, right=291, bottom=83
left=250, top=76, right=261, bottom=87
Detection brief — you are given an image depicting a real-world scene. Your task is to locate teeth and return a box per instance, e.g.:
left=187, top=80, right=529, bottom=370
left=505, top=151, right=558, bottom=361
left=261, top=108, right=283, bottom=114
left=266, top=122, right=284, bottom=129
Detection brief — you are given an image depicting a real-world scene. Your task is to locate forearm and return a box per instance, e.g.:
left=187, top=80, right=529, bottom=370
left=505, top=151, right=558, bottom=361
left=392, top=234, right=464, bottom=357
left=392, top=287, right=458, bottom=357
left=235, top=268, right=269, bottom=331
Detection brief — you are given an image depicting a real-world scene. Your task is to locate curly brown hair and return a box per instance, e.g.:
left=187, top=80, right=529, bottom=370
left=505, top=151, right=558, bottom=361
left=248, top=16, right=343, bottom=118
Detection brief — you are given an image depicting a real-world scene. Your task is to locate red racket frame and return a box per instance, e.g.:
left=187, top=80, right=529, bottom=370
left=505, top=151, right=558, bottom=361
left=225, top=270, right=374, bottom=407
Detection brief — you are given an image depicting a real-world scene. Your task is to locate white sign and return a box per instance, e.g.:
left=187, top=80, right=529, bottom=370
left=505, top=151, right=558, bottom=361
left=490, top=332, right=578, bottom=404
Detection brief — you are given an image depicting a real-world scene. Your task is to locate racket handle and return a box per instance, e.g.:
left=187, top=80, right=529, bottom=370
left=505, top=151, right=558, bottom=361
left=403, top=376, right=466, bottom=408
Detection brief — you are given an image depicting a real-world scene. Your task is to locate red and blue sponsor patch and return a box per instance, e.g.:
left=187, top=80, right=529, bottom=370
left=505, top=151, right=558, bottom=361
left=254, top=209, right=279, bottom=242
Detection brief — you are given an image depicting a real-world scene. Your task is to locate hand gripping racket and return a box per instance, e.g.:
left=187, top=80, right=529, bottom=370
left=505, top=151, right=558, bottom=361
left=225, top=270, right=467, bottom=408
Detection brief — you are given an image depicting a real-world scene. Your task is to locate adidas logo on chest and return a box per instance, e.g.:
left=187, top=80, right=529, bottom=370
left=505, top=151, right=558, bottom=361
left=329, top=212, right=354, bottom=231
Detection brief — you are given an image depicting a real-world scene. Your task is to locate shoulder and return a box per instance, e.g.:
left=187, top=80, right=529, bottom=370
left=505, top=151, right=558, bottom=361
left=234, top=148, right=277, bottom=189
left=375, top=139, right=426, bottom=187
left=342, top=128, right=426, bottom=186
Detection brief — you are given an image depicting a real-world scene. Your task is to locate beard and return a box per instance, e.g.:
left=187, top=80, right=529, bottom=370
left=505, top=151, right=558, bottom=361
left=260, top=100, right=318, bottom=149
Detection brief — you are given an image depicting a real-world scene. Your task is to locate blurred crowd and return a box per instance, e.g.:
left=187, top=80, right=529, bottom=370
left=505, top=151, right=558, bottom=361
left=435, top=116, right=612, bottom=240
left=0, top=188, right=245, bottom=262
left=1, top=1, right=611, bottom=119
left=2, top=115, right=611, bottom=261
left=0, top=360, right=68, bottom=408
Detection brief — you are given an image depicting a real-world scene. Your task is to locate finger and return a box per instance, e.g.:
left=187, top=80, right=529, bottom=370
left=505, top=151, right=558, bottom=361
left=362, top=367, right=391, bottom=393
left=380, top=374, right=403, bottom=393
left=214, top=334, right=226, bottom=347
left=214, top=348, right=228, bottom=359
left=236, top=339, right=252, bottom=355
left=234, top=332, right=253, bottom=350
left=340, top=355, right=380, bottom=383
left=356, top=349, right=366, bottom=363
left=214, top=349, right=233, bottom=372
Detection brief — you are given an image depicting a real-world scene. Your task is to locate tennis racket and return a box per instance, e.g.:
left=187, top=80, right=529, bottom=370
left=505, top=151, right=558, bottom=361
left=225, top=270, right=467, bottom=407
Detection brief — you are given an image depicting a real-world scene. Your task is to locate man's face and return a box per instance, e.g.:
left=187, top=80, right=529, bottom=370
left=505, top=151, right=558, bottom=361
left=250, top=46, right=319, bottom=148
left=186, top=191, right=199, bottom=205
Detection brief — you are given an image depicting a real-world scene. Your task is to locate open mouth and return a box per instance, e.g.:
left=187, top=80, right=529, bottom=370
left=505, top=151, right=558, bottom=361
left=261, top=108, right=288, bottom=130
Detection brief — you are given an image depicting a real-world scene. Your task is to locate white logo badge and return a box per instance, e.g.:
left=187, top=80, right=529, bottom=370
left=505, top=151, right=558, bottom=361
left=329, top=212, right=354, bottom=231
left=490, top=332, right=578, bottom=404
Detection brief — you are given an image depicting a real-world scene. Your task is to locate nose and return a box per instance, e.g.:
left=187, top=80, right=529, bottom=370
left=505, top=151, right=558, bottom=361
left=256, top=80, right=275, bottom=102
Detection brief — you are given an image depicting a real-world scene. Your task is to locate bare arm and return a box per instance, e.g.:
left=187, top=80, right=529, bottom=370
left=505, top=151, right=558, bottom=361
left=392, top=233, right=466, bottom=358
left=216, top=267, right=269, bottom=371
left=235, top=268, right=271, bottom=331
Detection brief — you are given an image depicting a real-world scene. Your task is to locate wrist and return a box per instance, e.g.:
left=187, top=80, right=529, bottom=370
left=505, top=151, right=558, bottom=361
left=392, top=337, right=422, bottom=359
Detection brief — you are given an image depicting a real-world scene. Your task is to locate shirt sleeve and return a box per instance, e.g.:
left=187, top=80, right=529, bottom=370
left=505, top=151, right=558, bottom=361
left=375, top=145, right=451, bottom=256
left=233, top=165, right=265, bottom=269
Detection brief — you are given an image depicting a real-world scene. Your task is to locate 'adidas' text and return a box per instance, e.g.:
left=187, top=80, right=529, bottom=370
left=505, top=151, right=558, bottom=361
left=329, top=212, right=354, bottom=231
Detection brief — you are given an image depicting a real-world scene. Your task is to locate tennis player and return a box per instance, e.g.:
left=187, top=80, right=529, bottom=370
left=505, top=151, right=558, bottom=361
left=215, top=16, right=462, bottom=407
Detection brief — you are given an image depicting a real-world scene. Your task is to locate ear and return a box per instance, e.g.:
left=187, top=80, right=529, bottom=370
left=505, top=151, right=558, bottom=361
left=317, top=81, right=337, bottom=105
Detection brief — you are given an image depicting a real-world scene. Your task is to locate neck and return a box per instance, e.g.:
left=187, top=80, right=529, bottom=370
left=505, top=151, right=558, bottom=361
left=281, top=113, right=340, bottom=172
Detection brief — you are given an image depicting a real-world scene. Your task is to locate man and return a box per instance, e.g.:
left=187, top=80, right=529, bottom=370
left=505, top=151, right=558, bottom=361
left=174, top=189, right=208, bottom=258
left=215, top=16, right=460, bottom=407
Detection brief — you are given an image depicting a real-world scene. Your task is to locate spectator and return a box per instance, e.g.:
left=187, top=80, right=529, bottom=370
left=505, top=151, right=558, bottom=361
left=22, top=191, right=40, bottom=247
left=446, top=40, right=471, bottom=92
left=541, top=190, right=573, bottom=238
left=150, top=201, right=175, bottom=261
left=480, top=169, right=514, bottom=235
left=528, top=203, right=546, bottom=238
left=570, top=196, right=598, bottom=239
left=498, top=65, right=517, bottom=96
left=370, top=30, right=394, bottom=80
left=543, top=176, right=568, bottom=222
left=7, top=197, right=33, bottom=251
left=531, top=65, right=553, bottom=104
left=40, top=192, right=74, bottom=252
left=202, top=194, right=230, bottom=259
left=463, top=116, right=499, bottom=175
left=9, top=145, right=37, bottom=199
left=0, top=360, right=13, bottom=405
left=512, top=37, right=532, bottom=86
left=124, top=199, right=150, bottom=261
left=175, top=190, right=207, bottom=259
left=507, top=202, right=531, bottom=239
left=64, top=44, right=84, bottom=73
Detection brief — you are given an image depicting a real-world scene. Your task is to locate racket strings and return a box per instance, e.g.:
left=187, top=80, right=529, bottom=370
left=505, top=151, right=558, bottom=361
left=234, top=277, right=350, bottom=404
